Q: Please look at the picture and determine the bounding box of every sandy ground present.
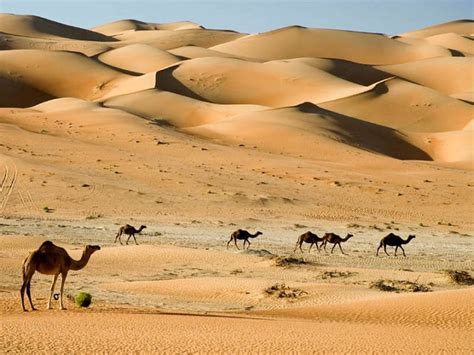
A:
[0,14,473,353]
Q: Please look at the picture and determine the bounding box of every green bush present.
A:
[75,292,92,307]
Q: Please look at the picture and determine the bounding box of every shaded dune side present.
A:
[91,19,203,36]
[320,78,473,132]
[0,76,54,108]
[102,89,267,127]
[211,26,451,64]
[0,14,116,41]
[153,57,371,106]
[0,49,130,103]
[168,46,260,61]
[97,44,181,74]
[186,103,432,161]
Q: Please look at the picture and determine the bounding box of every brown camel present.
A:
[20,241,100,311]
[294,231,324,253]
[377,233,416,257]
[321,233,354,254]
[227,229,262,250]
[115,224,147,245]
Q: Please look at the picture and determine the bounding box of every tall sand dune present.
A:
[186,103,432,161]
[91,19,202,36]
[425,32,474,56]
[0,49,129,102]
[377,57,474,95]
[153,57,371,106]
[103,89,267,127]
[211,26,451,64]
[97,44,181,74]
[400,19,474,38]
[321,78,473,132]
[0,14,115,41]
[112,28,244,50]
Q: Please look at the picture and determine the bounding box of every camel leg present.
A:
[338,243,345,255]
[315,242,321,252]
[20,280,27,311]
[234,238,240,250]
[47,274,59,310]
[132,234,139,245]
[114,232,120,243]
[384,245,390,256]
[400,246,406,257]
[331,243,337,254]
[376,243,382,256]
[59,272,67,310]
[26,280,35,311]
[309,243,313,253]
[246,239,251,250]
[227,237,233,249]
[394,246,398,256]
[294,240,301,253]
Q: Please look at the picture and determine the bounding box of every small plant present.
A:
[444,270,474,286]
[43,206,52,213]
[75,292,92,307]
[320,271,357,279]
[273,256,310,267]
[264,283,307,299]
[370,279,431,293]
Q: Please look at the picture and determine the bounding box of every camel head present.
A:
[255,231,263,237]
[139,225,147,231]
[346,234,354,239]
[407,235,416,241]
[85,245,101,255]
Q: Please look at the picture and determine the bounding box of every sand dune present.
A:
[0,49,128,102]
[0,14,115,41]
[168,45,258,61]
[152,57,372,106]
[186,103,432,161]
[103,89,267,127]
[211,26,451,64]
[111,28,244,50]
[97,44,181,74]
[321,78,473,132]
[400,19,474,38]
[91,19,202,36]
[377,57,474,95]
[425,32,474,55]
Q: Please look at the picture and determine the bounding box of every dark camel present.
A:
[377,233,416,257]
[227,229,262,250]
[321,233,353,254]
[21,241,100,311]
[115,224,147,245]
[294,231,324,253]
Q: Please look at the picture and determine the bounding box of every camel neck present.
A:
[70,251,92,271]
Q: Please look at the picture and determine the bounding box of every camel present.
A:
[377,233,416,257]
[114,224,147,245]
[294,231,324,253]
[321,233,354,254]
[20,241,100,311]
[227,229,262,250]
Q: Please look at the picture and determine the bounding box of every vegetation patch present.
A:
[444,270,474,285]
[320,271,357,279]
[273,256,312,267]
[75,292,92,307]
[264,283,307,299]
[370,279,432,293]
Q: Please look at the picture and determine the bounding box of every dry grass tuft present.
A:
[264,283,307,299]
[370,279,432,293]
[444,270,474,285]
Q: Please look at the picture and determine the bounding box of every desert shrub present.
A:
[75,292,92,307]
[445,270,474,286]
[273,256,309,267]
[264,283,307,299]
[320,271,357,279]
[370,279,431,293]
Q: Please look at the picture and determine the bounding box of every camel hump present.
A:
[39,240,54,250]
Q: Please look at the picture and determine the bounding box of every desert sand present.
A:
[0,14,473,353]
